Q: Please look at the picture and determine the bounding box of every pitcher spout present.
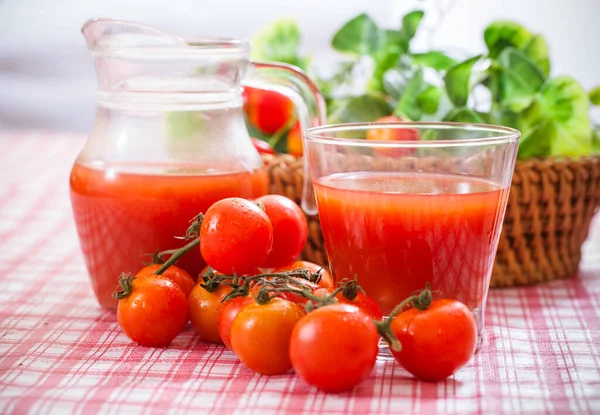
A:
[81,18,186,52]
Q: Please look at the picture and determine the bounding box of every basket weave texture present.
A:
[263,154,600,287]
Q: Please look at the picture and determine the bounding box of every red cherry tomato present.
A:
[314,287,383,321]
[254,195,308,269]
[200,198,273,275]
[188,283,233,344]
[390,299,477,381]
[287,122,303,156]
[116,275,187,347]
[218,295,254,349]
[136,264,195,298]
[366,115,419,157]
[251,137,275,155]
[274,261,334,289]
[243,87,295,135]
[231,298,305,375]
[290,304,378,392]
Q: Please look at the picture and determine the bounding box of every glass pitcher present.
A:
[70,19,325,310]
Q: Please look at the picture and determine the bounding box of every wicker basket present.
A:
[263,154,600,287]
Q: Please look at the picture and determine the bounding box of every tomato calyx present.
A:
[376,282,434,353]
[253,277,341,310]
[338,276,365,301]
[112,273,136,300]
[407,282,434,311]
[182,213,204,240]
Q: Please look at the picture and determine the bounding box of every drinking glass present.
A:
[302,122,519,354]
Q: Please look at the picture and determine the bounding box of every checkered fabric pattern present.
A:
[1,131,599,415]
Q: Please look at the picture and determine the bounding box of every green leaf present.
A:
[496,47,546,111]
[444,55,481,107]
[484,107,519,127]
[383,29,408,52]
[517,76,591,158]
[523,35,550,76]
[327,93,391,124]
[368,49,402,92]
[367,29,408,93]
[394,68,425,120]
[416,86,442,114]
[444,107,485,124]
[331,14,383,55]
[484,21,533,58]
[411,51,457,71]
[401,10,424,43]
[589,86,600,106]
[251,18,307,70]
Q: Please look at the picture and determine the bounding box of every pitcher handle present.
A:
[245,61,326,215]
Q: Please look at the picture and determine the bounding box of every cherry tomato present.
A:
[275,261,334,289]
[314,287,383,321]
[390,299,477,381]
[217,295,254,349]
[286,122,303,156]
[243,86,295,134]
[200,198,273,275]
[366,115,419,157]
[188,283,233,344]
[230,298,304,375]
[254,195,308,269]
[116,275,187,347]
[252,137,275,155]
[136,264,195,298]
[290,304,378,392]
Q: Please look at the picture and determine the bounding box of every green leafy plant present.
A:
[250,11,599,158]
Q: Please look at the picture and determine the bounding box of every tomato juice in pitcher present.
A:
[72,19,325,309]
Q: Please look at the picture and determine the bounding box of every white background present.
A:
[0,0,599,132]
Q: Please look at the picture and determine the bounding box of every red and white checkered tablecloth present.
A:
[0,131,599,415]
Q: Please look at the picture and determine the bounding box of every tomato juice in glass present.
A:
[314,172,508,317]
[70,163,269,310]
[302,123,519,349]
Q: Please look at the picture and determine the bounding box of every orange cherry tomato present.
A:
[116,275,187,347]
[188,283,233,344]
[287,122,303,156]
[136,264,195,298]
[230,298,304,375]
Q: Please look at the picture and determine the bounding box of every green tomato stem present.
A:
[375,282,433,353]
[153,237,200,275]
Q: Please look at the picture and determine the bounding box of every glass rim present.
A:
[304,121,520,148]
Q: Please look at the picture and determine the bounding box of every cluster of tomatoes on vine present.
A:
[113,194,478,392]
